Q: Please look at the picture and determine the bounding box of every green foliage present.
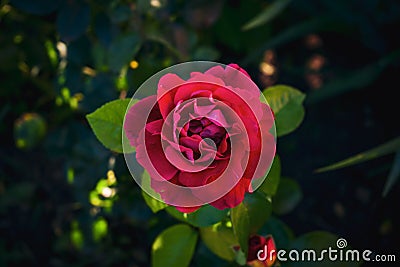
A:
[383,151,400,197]
[86,98,134,153]
[257,155,281,196]
[316,136,400,197]
[316,136,400,172]
[152,224,198,267]
[166,205,228,228]
[242,0,292,30]
[108,34,141,73]
[272,178,302,215]
[259,216,294,249]
[92,217,108,242]
[231,192,272,254]
[263,85,306,137]
[141,171,168,213]
[200,221,238,261]
[142,191,168,213]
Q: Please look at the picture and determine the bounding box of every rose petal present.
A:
[178,159,228,187]
[247,235,267,261]
[227,63,251,78]
[136,131,178,181]
[210,177,250,210]
[124,95,160,147]
[145,119,163,135]
[157,73,185,119]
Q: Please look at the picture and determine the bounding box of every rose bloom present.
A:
[124,63,275,212]
[247,235,277,267]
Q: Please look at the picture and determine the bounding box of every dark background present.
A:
[1,0,399,266]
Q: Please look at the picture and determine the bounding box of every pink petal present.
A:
[124,95,159,147]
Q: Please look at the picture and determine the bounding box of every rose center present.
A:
[180,117,227,160]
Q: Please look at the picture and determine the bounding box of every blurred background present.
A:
[1,0,399,266]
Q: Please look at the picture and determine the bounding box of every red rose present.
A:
[124,62,275,212]
[247,235,277,267]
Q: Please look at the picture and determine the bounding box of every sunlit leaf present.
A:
[70,221,84,249]
[257,155,281,196]
[231,192,272,254]
[315,136,400,173]
[272,178,302,215]
[200,221,238,261]
[92,217,108,242]
[166,205,228,227]
[142,192,168,213]
[263,85,306,136]
[242,0,292,31]
[142,171,168,213]
[86,98,135,153]
[152,224,198,267]
[44,40,58,67]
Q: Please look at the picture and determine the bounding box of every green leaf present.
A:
[257,155,281,196]
[315,136,400,173]
[141,171,168,213]
[235,249,247,266]
[200,221,238,261]
[231,192,272,254]
[272,178,302,215]
[14,113,46,150]
[263,85,306,137]
[109,34,141,72]
[86,98,135,153]
[166,205,228,227]
[383,151,400,197]
[286,231,361,267]
[242,0,292,31]
[152,224,198,267]
[143,191,168,213]
[56,1,90,42]
[259,216,294,249]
